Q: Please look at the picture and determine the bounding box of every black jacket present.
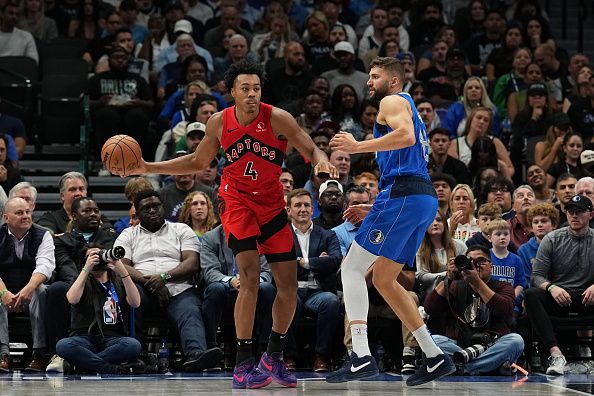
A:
[37,207,113,235]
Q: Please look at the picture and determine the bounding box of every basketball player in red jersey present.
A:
[116,60,338,389]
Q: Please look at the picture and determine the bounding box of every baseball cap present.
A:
[552,112,571,128]
[396,51,416,64]
[186,121,206,138]
[565,195,593,212]
[319,180,344,196]
[527,83,547,97]
[174,19,192,34]
[334,41,355,55]
[581,150,594,166]
[446,47,466,60]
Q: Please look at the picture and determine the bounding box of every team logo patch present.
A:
[369,229,384,244]
[256,122,266,132]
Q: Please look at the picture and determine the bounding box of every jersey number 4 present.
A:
[243,161,258,180]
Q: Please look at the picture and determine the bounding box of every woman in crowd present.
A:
[416,209,468,296]
[377,39,400,58]
[547,131,589,187]
[448,107,514,177]
[492,47,532,121]
[442,77,502,138]
[448,184,480,243]
[534,119,570,172]
[453,0,486,45]
[137,15,168,79]
[409,81,427,103]
[472,166,501,199]
[468,136,513,181]
[68,0,101,40]
[507,62,553,122]
[328,84,364,140]
[563,65,592,112]
[20,0,58,42]
[178,191,217,240]
[358,99,378,137]
[523,15,556,53]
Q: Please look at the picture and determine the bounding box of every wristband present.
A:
[547,284,556,293]
[120,274,131,279]
[82,267,91,274]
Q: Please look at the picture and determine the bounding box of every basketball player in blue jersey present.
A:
[326,57,456,386]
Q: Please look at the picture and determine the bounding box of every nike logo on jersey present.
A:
[227,127,239,133]
[350,361,371,372]
[426,359,444,373]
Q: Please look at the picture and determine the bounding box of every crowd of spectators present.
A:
[1,0,594,378]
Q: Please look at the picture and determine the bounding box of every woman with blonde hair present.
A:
[442,76,502,138]
[448,107,515,177]
[178,191,217,239]
[448,184,480,242]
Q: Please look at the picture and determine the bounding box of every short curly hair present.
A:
[224,59,265,94]
[527,203,560,227]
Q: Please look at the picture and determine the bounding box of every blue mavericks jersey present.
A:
[373,92,430,189]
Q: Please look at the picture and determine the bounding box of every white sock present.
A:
[412,325,442,358]
[341,242,377,358]
[351,324,371,357]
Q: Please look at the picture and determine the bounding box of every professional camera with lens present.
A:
[453,344,487,364]
[454,255,474,272]
[93,246,126,271]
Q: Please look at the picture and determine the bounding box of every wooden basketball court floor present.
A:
[1,371,593,395]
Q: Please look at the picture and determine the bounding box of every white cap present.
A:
[174,19,192,34]
[186,121,206,136]
[319,180,343,196]
[581,149,594,166]
[334,41,355,55]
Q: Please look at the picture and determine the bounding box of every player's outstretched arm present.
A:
[330,95,415,154]
[271,107,339,179]
[141,113,222,175]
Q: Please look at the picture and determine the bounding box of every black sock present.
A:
[32,348,46,358]
[266,331,286,359]
[236,339,254,365]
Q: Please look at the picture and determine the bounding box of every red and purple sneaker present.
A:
[257,352,297,388]
[233,360,272,389]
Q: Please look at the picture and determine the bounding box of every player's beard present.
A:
[369,80,390,106]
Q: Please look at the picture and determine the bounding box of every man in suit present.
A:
[200,224,276,361]
[285,189,342,372]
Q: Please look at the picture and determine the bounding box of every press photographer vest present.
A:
[0,224,46,291]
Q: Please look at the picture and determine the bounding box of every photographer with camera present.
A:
[46,197,118,372]
[423,245,524,375]
[56,244,145,374]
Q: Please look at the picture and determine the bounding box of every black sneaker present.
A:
[406,353,456,386]
[325,352,379,383]
[182,347,223,372]
[116,359,147,375]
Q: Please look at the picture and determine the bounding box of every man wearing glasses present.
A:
[423,245,525,375]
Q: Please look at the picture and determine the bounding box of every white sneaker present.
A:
[546,354,566,375]
[46,354,64,373]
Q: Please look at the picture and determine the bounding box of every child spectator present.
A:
[517,203,559,287]
[485,219,526,303]
[464,202,502,249]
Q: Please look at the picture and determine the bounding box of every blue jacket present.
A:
[292,224,342,294]
[442,101,502,139]
[517,236,539,288]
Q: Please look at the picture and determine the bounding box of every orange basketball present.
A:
[101,135,142,176]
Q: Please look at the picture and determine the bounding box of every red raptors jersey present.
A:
[220,103,287,193]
